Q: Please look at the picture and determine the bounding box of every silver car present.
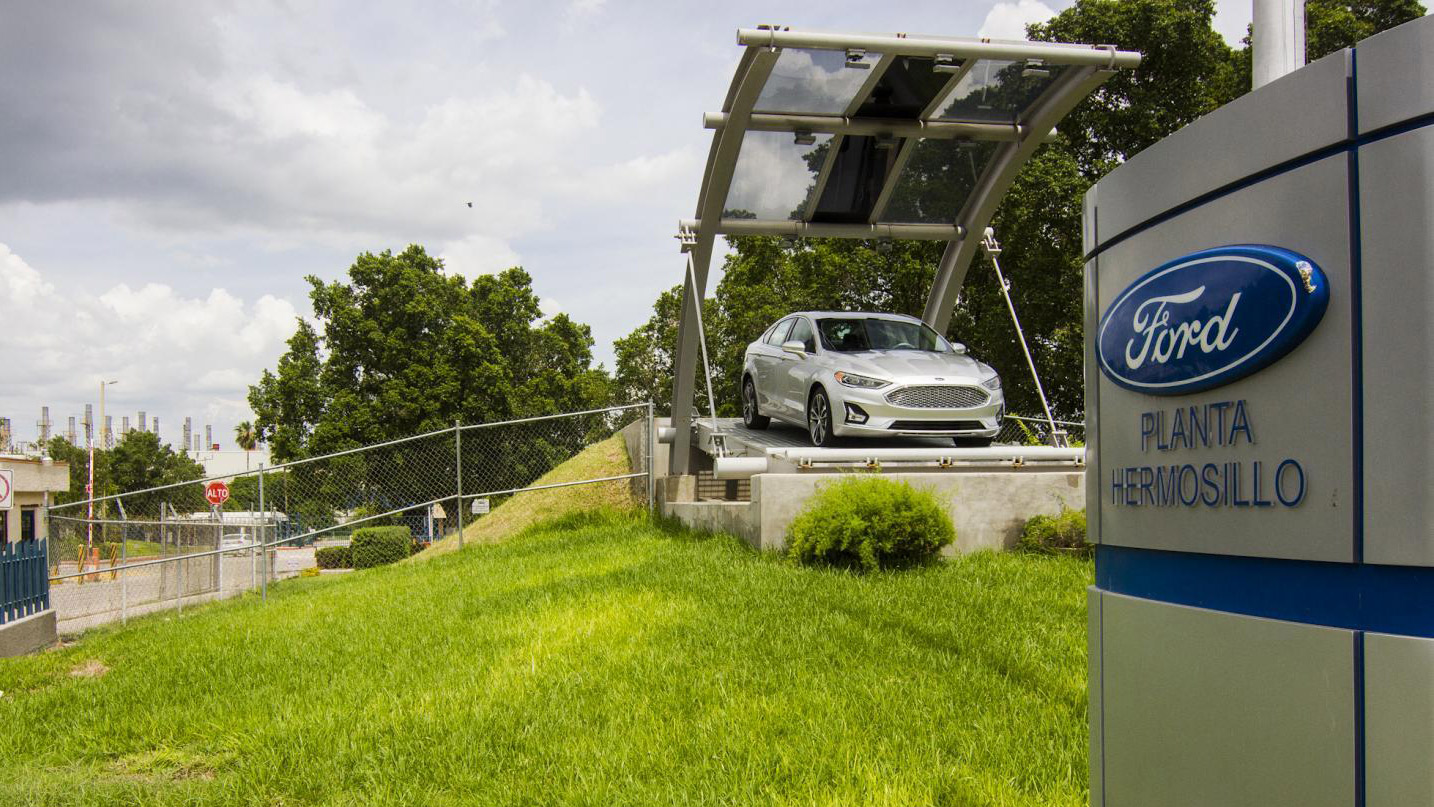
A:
[741,311,1004,447]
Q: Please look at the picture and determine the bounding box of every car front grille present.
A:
[884,385,989,409]
[889,420,986,431]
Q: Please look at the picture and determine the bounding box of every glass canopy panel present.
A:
[753,48,879,115]
[855,56,956,119]
[934,59,1065,123]
[723,130,834,220]
[883,138,999,224]
[810,135,906,224]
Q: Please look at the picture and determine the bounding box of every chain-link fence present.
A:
[996,415,1086,447]
[45,404,653,633]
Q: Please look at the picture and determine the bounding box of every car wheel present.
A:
[742,378,770,430]
[953,436,993,448]
[807,388,834,447]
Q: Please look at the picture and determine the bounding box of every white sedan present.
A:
[741,311,1004,447]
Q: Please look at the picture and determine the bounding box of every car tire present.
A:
[742,377,770,430]
[807,387,834,447]
[953,436,993,448]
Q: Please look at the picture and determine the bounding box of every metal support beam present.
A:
[703,112,1048,143]
[737,28,1142,69]
[1253,0,1306,89]
[669,47,780,476]
[923,66,1120,333]
[681,218,963,240]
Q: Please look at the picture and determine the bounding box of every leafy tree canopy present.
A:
[249,245,612,462]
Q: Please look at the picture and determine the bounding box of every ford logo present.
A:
[1097,245,1329,395]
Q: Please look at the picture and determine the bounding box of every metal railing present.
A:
[1,539,49,624]
[997,415,1085,447]
[44,404,654,633]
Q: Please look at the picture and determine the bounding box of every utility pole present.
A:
[1252,0,1306,90]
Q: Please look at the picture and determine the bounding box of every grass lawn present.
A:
[1,513,1093,806]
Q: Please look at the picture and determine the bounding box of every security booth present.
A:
[1086,15,1434,806]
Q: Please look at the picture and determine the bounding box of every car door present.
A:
[753,318,793,414]
[779,317,818,417]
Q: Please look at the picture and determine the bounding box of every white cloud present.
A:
[539,297,563,320]
[0,242,300,447]
[978,0,1058,40]
[438,234,523,277]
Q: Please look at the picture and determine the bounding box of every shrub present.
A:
[1016,507,1090,556]
[786,476,955,570]
[315,545,352,569]
[350,526,412,569]
[300,566,321,578]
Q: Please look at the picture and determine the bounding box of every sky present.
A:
[0,0,1255,450]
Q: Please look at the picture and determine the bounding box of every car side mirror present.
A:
[781,340,808,358]
[951,342,967,355]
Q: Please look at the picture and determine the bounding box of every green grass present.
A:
[0,514,1093,806]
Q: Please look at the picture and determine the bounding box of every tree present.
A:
[234,421,258,471]
[248,246,613,462]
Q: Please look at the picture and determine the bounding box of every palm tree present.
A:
[235,421,258,471]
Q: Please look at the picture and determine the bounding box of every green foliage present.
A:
[350,526,412,569]
[314,545,351,569]
[45,431,207,512]
[1017,508,1091,556]
[786,476,955,570]
[249,247,613,462]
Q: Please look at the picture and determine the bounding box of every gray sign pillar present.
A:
[1085,16,1434,807]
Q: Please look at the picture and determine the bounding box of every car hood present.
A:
[833,350,991,381]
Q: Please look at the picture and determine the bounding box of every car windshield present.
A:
[817,317,950,353]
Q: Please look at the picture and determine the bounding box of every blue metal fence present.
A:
[1,539,49,624]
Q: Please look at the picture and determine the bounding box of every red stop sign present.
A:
[205,481,231,507]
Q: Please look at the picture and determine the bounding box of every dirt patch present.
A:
[109,749,225,782]
[69,659,109,678]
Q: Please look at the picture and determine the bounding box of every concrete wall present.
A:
[662,469,1084,554]
[0,609,57,657]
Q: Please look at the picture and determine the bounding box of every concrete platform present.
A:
[0,609,58,657]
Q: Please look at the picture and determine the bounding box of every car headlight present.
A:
[834,370,889,389]
[981,374,1002,391]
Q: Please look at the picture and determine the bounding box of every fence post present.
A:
[455,422,464,551]
[259,463,267,603]
[120,525,128,625]
[647,402,656,517]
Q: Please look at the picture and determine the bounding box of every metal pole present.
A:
[981,229,1060,440]
[646,403,655,517]
[1253,0,1306,90]
[259,463,267,602]
[454,422,464,551]
[120,522,127,625]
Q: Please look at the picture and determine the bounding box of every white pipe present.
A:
[682,218,963,241]
[736,28,1142,69]
[657,426,677,444]
[704,112,1033,142]
[769,446,1085,463]
[714,457,770,479]
[1253,0,1305,89]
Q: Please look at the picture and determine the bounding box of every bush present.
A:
[1016,508,1090,556]
[315,545,351,569]
[350,526,412,569]
[786,476,955,570]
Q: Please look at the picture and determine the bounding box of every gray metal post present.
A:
[259,463,267,602]
[646,403,655,516]
[120,522,127,624]
[455,422,464,550]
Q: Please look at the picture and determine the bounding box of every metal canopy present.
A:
[669,26,1141,474]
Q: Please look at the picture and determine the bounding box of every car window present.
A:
[763,318,794,346]
[818,317,950,353]
[788,318,817,353]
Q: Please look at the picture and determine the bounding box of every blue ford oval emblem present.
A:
[1097,245,1329,395]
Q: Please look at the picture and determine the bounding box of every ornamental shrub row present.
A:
[785,476,955,571]
[350,526,412,569]
[315,545,351,569]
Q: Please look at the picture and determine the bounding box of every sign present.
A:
[204,481,230,507]
[1097,245,1329,395]
[471,498,490,515]
[431,502,446,520]
[0,470,11,510]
